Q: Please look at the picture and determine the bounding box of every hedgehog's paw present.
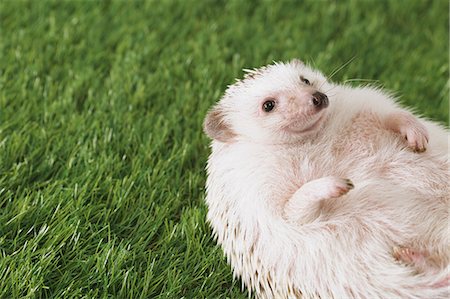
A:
[385,112,429,152]
[305,176,354,200]
[393,246,427,266]
[400,119,429,152]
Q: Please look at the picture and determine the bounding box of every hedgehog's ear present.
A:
[203,106,236,143]
[290,58,305,66]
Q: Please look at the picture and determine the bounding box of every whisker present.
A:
[308,56,317,69]
[343,78,380,84]
[320,55,358,89]
[328,55,357,80]
[323,85,338,94]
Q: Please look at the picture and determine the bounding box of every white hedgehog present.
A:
[203,60,449,299]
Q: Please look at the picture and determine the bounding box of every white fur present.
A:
[204,60,449,298]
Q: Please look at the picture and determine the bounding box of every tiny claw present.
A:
[393,246,402,260]
[415,147,426,153]
[346,179,354,189]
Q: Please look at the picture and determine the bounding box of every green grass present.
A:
[0,0,448,298]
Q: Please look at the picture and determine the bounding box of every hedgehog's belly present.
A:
[331,111,399,159]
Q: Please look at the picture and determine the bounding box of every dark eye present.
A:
[301,76,311,85]
[262,99,276,112]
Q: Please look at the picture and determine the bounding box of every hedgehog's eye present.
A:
[300,76,311,85]
[262,99,276,112]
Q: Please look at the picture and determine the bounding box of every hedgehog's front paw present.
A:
[284,177,355,224]
[305,176,354,200]
[325,177,354,198]
[399,120,429,153]
[385,112,429,152]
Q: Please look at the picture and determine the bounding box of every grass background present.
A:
[0,0,448,298]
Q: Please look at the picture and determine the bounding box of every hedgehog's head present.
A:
[204,59,332,145]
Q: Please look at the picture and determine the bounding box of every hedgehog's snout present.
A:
[311,91,329,110]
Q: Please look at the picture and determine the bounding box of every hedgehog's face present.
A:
[204,59,332,144]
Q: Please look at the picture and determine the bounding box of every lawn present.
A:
[0,0,448,298]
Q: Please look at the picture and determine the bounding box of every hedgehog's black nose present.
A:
[311,91,329,109]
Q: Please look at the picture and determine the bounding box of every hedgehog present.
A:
[203,59,449,298]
